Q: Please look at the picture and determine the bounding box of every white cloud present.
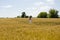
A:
[46,0,55,5]
[35,6,51,16]
[46,0,54,2]
[34,1,52,12]
[0,5,13,8]
[39,6,51,12]
[34,0,55,6]
[34,2,45,6]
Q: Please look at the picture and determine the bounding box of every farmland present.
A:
[0,18,60,40]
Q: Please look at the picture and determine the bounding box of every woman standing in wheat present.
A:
[29,16,32,23]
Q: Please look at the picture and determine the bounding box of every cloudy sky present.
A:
[0,0,60,17]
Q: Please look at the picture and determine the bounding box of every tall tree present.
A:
[21,12,26,18]
[49,9,59,18]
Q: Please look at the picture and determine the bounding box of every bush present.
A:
[17,16,20,18]
[37,12,47,18]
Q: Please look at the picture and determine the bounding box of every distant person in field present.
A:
[29,16,32,23]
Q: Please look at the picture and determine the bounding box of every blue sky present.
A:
[0,0,60,17]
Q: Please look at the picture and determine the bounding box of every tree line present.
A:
[17,12,32,18]
[17,9,59,18]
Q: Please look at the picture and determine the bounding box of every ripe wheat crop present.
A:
[0,18,60,40]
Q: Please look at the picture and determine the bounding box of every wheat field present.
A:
[0,18,60,40]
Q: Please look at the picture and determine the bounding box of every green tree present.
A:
[21,12,26,18]
[49,9,59,18]
[37,12,47,18]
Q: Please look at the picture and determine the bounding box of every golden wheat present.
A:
[0,18,60,40]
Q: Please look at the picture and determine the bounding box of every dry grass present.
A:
[0,18,60,40]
